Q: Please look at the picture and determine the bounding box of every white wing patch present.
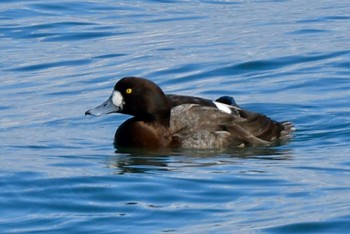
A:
[213,101,232,114]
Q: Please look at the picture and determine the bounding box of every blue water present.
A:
[1,0,350,233]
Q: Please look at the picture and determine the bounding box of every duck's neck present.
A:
[155,110,171,127]
[137,108,171,128]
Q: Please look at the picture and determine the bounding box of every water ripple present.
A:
[1,0,350,233]
[9,58,92,72]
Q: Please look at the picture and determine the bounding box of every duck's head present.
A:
[85,77,171,123]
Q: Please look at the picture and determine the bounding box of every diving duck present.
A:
[85,77,294,149]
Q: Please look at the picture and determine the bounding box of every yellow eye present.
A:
[126,88,132,94]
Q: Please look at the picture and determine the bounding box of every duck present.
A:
[85,77,294,149]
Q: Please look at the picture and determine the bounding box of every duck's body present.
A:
[85,77,294,149]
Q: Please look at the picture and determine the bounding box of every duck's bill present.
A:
[85,95,120,116]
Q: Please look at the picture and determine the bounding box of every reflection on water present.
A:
[110,147,293,174]
[109,153,170,174]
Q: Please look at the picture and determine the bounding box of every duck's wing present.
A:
[170,104,236,133]
[170,104,274,148]
[235,108,294,141]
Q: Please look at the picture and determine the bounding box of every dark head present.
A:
[85,77,171,125]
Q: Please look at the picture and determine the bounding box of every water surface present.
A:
[1,0,350,233]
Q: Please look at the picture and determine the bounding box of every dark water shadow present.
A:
[265,213,350,233]
[108,146,293,174]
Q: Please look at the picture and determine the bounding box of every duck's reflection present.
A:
[107,147,293,174]
[108,148,170,174]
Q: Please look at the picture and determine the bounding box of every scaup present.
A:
[85,77,294,149]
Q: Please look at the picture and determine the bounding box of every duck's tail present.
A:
[280,121,295,139]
